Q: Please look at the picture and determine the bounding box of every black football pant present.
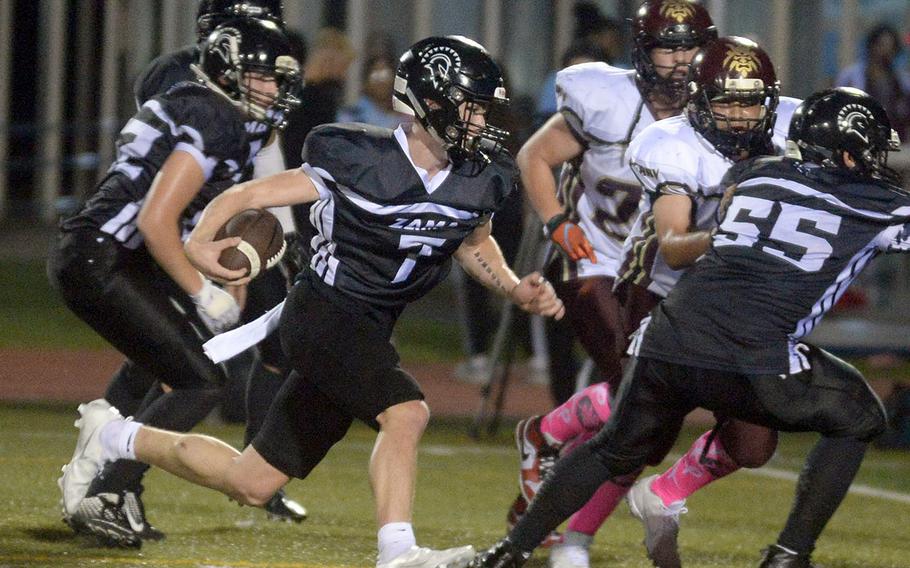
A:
[49,229,226,494]
[509,343,886,553]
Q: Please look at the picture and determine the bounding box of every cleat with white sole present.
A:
[377,545,476,568]
[58,399,125,517]
[627,474,687,568]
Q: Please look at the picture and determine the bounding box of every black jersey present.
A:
[637,157,910,375]
[133,46,198,108]
[62,83,269,248]
[300,123,516,309]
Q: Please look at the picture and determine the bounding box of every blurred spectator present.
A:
[337,54,409,129]
[282,28,355,169]
[835,24,910,140]
[573,0,624,63]
[534,2,621,125]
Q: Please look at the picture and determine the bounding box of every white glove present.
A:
[191,278,241,334]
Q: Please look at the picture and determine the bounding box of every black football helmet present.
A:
[193,18,301,128]
[787,87,902,184]
[196,0,285,40]
[393,35,510,167]
[631,0,717,104]
[687,36,780,159]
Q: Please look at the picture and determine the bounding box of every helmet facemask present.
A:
[689,81,779,159]
[193,24,301,129]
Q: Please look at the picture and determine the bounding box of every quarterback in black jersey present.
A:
[59,36,564,568]
[49,19,299,547]
[469,89,900,568]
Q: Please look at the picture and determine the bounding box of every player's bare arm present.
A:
[652,193,713,269]
[516,114,585,222]
[186,168,320,283]
[454,222,565,320]
[517,114,596,263]
[137,150,208,295]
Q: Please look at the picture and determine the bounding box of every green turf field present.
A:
[1,404,909,568]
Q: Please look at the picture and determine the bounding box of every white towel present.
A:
[203,300,286,363]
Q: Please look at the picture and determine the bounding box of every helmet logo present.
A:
[419,45,462,87]
[660,0,695,23]
[723,45,761,75]
[837,104,873,144]
[211,27,241,67]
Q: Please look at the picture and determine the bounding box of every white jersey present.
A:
[554,62,657,280]
[618,96,802,298]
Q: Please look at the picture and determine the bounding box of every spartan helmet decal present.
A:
[419,45,462,88]
[723,45,762,74]
[660,0,696,22]
[838,104,873,144]
[210,26,241,67]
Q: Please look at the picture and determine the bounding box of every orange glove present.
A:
[545,215,597,263]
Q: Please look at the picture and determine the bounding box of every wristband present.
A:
[542,212,571,238]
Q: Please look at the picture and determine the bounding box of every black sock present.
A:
[89,387,223,495]
[777,436,868,554]
[244,361,288,447]
[104,362,160,417]
[510,444,612,553]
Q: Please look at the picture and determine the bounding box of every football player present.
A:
[470,86,899,568]
[513,1,716,565]
[513,35,802,568]
[49,19,300,547]
[58,36,564,568]
[125,0,310,528]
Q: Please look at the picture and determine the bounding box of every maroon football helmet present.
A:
[686,36,780,159]
[631,0,717,104]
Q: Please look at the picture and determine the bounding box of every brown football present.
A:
[214,209,286,279]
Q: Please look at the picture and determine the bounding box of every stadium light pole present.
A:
[553,0,573,69]
[482,0,503,58]
[97,1,124,177]
[344,0,367,106]
[770,0,792,96]
[0,0,12,221]
[37,0,68,223]
[838,0,859,72]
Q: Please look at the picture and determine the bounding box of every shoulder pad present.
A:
[556,63,640,144]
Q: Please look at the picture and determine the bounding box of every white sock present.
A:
[377,522,415,564]
[99,419,142,462]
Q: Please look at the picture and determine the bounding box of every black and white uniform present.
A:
[49,82,266,391]
[610,157,897,474]
[254,123,515,478]
[504,158,896,553]
[133,46,198,109]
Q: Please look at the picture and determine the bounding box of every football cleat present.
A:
[122,489,165,541]
[758,544,818,568]
[505,493,562,548]
[67,492,141,548]
[468,538,531,568]
[548,542,590,568]
[264,489,308,523]
[548,532,592,568]
[515,416,559,503]
[377,545,476,568]
[58,399,124,517]
[627,474,687,568]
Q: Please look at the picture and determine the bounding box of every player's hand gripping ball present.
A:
[215,209,286,279]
